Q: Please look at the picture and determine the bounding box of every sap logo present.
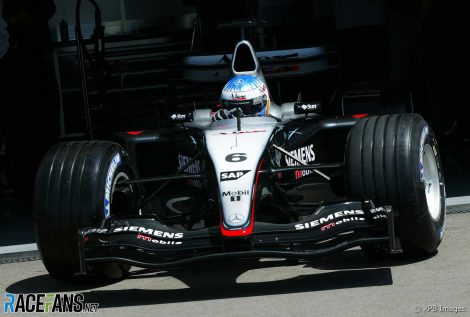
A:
[220,170,250,182]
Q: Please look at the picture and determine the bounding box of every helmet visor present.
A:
[221,95,266,116]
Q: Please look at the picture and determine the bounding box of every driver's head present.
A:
[220,75,270,117]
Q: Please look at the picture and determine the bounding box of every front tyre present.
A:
[33,141,141,280]
[346,114,446,256]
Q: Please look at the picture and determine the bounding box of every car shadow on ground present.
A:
[5,249,436,307]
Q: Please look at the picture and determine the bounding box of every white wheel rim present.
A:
[422,144,441,220]
[110,172,131,211]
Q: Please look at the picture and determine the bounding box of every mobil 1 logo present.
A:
[222,190,249,202]
[220,170,250,182]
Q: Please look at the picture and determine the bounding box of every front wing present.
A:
[78,200,400,273]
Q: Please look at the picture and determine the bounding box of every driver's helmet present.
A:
[220,75,270,117]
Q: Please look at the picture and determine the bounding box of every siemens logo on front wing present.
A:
[295,209,364,230]
[113,226,184,239]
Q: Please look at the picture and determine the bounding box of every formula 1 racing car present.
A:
[33,41,446,281]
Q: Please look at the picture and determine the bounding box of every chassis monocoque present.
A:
[33,41,446,280]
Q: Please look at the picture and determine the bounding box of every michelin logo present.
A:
[104,153,121,218]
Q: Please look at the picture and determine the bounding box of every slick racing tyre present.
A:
[33,141,141,281]
[346,114,446,256]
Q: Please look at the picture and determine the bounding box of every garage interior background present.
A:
[0,0,469,246]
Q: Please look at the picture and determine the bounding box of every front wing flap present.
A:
[78,200,399,273]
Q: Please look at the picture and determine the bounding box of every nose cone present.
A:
[205,117,277,236]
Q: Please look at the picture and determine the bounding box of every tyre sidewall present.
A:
[97,148,139,220]
[403,119,445,252]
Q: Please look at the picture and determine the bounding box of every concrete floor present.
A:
[1,213,469,317]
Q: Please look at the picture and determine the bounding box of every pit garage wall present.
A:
[48,0,195,41]
[47,0,470,197]
[48,0,319,42]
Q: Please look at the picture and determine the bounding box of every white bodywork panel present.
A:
[205,117,278,229]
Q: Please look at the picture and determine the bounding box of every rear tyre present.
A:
[33,141,141,281]
[345,114,446,256]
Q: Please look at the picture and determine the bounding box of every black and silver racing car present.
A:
[33,40,446,281]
